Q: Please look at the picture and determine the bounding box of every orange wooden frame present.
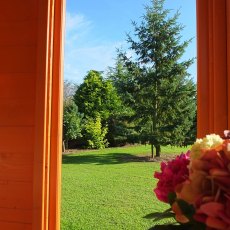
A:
[34,0,65,229]
[0,0,65,229]
[197,0,230,137]
[0,0,229,229]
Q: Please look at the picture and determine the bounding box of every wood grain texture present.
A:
[197,0,228,137]
[48,0,65,229]
[0,0,64,228]
[0,0,37,227]
[0,221,32,230]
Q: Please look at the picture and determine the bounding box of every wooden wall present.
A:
[197,0,230,137]
[0,0,65,229]
[0,0,37,229]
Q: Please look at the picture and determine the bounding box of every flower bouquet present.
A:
[146,133,230,230]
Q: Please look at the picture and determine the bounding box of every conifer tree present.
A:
[63,100,82,150]
[117,0,196,157]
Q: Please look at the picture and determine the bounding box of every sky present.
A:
[64,0,197,84]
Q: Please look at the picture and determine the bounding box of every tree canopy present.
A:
[111,0,196,157]
[74,70,122,148]
[74,70,121,121]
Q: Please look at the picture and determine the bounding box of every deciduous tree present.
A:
[74,70,122,148]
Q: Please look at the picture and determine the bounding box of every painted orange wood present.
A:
[0,0,37,228]
[0,222,32,230]
[227,1,230,129]
[0,0,65,229]
[48,0,65,229]
[197,0,228,137]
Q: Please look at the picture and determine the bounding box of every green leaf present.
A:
[176,199,195,220]
[168,192,177,205]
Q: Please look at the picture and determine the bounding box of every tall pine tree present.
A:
[116,0,196,157]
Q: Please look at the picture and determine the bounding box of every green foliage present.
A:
[107,58,140,146]
[74,70,121,121]
[63,100,82,149]
[176,199,195,221]
[107,57,136,106]
[84,115,108,149]
[115,0,196,156]
[73,70,123,148]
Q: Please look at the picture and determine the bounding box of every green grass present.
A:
[61,145,189,230]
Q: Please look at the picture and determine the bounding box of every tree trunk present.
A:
[64,139,69,151]
[155,145,161,157]
[62,141,66,153]
[151,143,154,158]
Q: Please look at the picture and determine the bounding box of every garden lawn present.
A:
[61,145,188,230]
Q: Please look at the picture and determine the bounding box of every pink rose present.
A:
[154,152,190,203]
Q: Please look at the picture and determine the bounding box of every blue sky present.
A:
[64,0,196,84]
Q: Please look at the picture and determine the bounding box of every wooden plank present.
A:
[197,0,210,137]
[0,221,31,230]
[227,1,230,129]
[0,127,34,153]
[0,21,37,46]
[0,181,32,209]
[49,0,65,229]
[0,152,33,181]
[0,99,35,126]
[33,0,51,228]
[197,0,228,137]
[0,0,38,227]
[0,75,35,99]
[0,0,37,22]
[0,208,32,223]
[212,0,228,133]
[0,46,37,74]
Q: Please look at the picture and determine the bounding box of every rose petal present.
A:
[218,211,230,225]
[198,202,224,217]
[206,216,227,229]
[210,168,229,177]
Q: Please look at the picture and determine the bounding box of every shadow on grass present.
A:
[62,152,151,165]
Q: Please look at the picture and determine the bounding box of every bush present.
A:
[84,115,108,149]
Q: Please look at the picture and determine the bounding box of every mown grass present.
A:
[61,145,189,230]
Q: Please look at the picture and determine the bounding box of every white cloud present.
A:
[64,42,125,83]
[64,12,126,84]
[65,12,91,33]
[65,12,92,46]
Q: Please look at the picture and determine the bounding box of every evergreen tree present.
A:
[63,100,82,150]
[106,57,140,146]
[117,0,196,157]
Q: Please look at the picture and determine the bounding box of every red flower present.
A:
[154,152,190,203]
